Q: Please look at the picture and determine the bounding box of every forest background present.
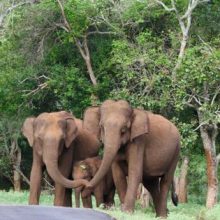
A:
[0,0,219,213]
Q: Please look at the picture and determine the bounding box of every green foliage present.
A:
[188,155,207,204]
[175,45,220,123]
[47,64,92,117]
[108,32,173,112]
[172,118,198,150]
[64,0,97,38]
[0,157,12,180]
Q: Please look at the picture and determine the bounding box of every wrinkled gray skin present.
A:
[22,111,100,206]
[82,100,180,218]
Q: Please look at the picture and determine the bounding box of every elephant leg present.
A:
[94,185,104,208]
[111,159,127,204]
[54,148,73,207]
[157,155,179,217]
[54,183,66,206]
[74,187,82,208]
[65,188,72,207]
[104,188,115,208]
[81,193,93,208]
[143,178,160,214]
[29,152,43,205]
[122,140,145,212]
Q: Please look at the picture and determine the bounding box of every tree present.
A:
[175,157,189,203]
[0,0,37,28]
[175,45,220,208]
[155,0,210,77]
[0,117,27,191]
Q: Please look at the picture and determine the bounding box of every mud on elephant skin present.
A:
[73,156,115,208]
[22,111,100,206]
[82,100,180,218]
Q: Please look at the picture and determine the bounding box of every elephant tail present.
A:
[171,180,178,206]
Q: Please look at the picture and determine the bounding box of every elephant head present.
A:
[83,100,149,189]
[22,111,88,189]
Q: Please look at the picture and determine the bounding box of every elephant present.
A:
[73,156,115,208]
[22,111,100,206]
[82,100,180,217]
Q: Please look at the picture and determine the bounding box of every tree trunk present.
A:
[75,37,99,106]
[85,56,97,86]
[198,111,218,208]
[12,144,21,192]
[13,169,21,191]
[217,154,220,171]
[178,157,189,203]
[75,37,97,86]
[173,34,188,75]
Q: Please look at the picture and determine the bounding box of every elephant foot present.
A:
[28,199,39,205]
[29,202,39,205]
[156,211,168,219]
[103,203,114,210]
[121,204,134,214]
[54,201,64,206]
[156,215,167,219]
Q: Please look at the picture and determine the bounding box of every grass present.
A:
[0,190,219,220]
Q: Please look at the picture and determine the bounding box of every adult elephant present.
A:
[22,111,100,206]
[82,100,180,217]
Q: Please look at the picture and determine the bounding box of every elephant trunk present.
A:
[45,157,88,189]
[89,136,120,188]
[75,187,82,207]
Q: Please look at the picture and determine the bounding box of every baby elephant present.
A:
[73,156,115,208]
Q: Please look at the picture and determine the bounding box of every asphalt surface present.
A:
[0,205,116,220]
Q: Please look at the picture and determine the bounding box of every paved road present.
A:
[0,205,116,220]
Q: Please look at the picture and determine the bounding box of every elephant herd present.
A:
[22,99,180,218]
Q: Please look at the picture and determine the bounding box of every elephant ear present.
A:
[130,109,149,141]
[65,118,78,148]
[22,117,36,147]
[58,111,78,148]
[83,107,100,139]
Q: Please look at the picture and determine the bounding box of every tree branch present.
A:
[22,82,48,96]
[154,0,175,11]
[211,87,220,106]
[155,0,210,79]
[13,165,30,186]
[181,0,209,20]
[87,30,116,36]
[56,0,71,31]
[0,0,36,27]
[217,154,220,169]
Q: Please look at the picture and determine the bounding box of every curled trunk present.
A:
[46,160,88,189]
[89,139,120,188]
